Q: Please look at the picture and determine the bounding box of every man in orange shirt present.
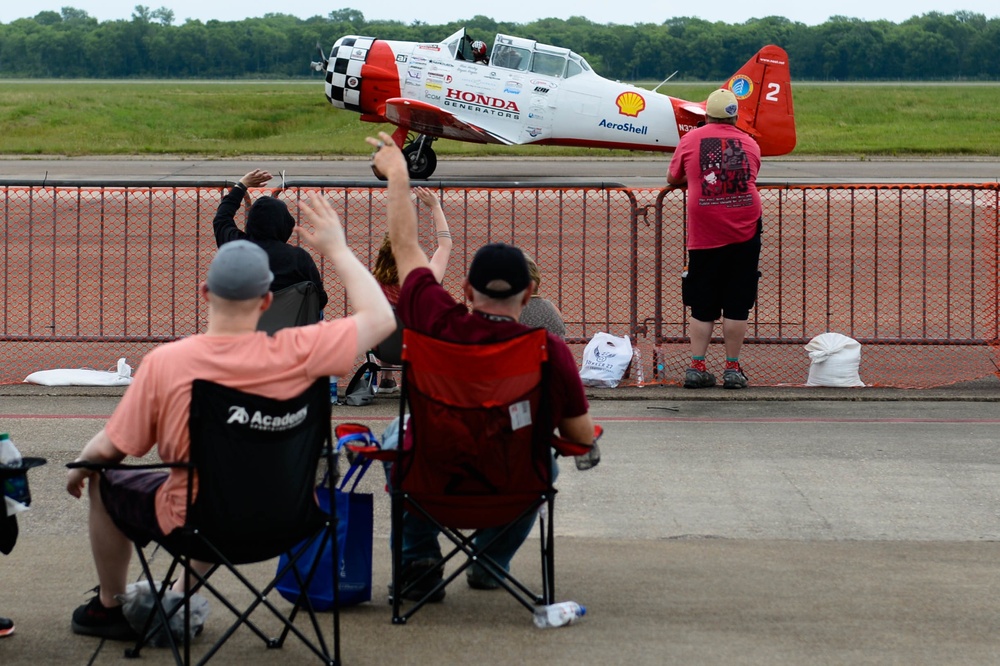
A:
[66,196,395,640]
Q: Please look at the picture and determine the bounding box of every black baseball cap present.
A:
[467,243,531,299]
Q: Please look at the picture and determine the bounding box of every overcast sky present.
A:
[1,1,996,26]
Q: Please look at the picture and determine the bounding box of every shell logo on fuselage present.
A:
[615,91,646,118]
[728,75,753,100]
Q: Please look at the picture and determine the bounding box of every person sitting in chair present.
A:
[371,186,453,392]
[519,254,566,338]
[66,199,395,640]
[369,131,595,597]
[213,169,328,312]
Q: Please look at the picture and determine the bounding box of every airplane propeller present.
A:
[310,41,328,73]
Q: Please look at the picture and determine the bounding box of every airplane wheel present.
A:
[403,143,437,180]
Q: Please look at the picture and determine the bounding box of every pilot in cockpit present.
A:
[471,40,489,65]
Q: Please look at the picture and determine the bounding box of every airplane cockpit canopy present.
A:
[441,30,593,78]
[442,28,470,60]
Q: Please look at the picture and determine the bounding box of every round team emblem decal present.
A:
[347,76,359,88]
[728,75,753,99]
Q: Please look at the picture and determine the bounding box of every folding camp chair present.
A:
[257,281,321,335]
[1,456,47,556]
[365,309,404,381]
[357,327,595,624]
[68,377,340,665]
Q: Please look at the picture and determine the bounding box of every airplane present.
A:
[312,28,795,179]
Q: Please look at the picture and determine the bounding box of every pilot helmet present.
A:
[471,41,487,60]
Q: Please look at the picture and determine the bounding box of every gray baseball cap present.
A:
[206,240,274,300]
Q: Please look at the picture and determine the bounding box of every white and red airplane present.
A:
[313,28,796,179]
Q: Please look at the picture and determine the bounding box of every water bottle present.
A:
[0,432,30,506]
[533,601,586,628]
[633,346,645,386]
[574,441,601,471]
[330,376,340,405]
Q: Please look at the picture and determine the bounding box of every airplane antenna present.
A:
[651,71,679,94]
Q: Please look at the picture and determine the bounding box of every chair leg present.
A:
[541,494,556,605]
[390,493,405,624]
[392,496,550,622]
[126,546,187,665]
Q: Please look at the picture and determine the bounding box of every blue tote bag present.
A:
[275,440,374,609]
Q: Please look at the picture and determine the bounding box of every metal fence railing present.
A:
[1,181,997,387]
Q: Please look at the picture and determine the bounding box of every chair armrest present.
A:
[345,444,396,463]
[552,424,603,457]
[66,460,189,472]
[0,456,46,478]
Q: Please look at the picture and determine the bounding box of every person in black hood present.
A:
[212,169,329,312]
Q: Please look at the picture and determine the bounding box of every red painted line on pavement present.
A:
[3,414,999,425]
[0,414,113,419]
[594,415,1000,423]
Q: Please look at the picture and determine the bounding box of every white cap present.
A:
[706,89,739,119]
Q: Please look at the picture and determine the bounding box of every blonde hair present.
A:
[523,254,542,291]
[372,234,399,286]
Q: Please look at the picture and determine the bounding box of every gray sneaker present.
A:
[683,368,716,388]
[722,366,749,389]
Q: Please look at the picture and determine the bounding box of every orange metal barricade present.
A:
[1,182,997,388]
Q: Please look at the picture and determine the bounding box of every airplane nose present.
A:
[323,36,400,117]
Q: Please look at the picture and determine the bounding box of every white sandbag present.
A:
[579,332,632,388]
[804,333,865,387]
[24,358,133,387]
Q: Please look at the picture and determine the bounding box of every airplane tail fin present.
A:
[723,45,796,156]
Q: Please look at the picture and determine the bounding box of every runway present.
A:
[1,156,999,187]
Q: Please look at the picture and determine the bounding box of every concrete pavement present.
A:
[1,380,999,664]
[1,156,999,188]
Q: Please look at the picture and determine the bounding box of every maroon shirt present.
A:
[398,267,589,424]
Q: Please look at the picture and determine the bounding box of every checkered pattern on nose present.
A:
[324,35,374,111]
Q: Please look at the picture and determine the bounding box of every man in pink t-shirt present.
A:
[667,88,762,390]
[65,198,396,641]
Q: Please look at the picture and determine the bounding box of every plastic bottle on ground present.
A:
[330,376,340,405]
[633,346,645,386]
[533,601,586,628]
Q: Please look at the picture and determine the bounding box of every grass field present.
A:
[2,81,999,157]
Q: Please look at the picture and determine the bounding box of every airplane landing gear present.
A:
[403,134,437,180]
[369,132,438,181]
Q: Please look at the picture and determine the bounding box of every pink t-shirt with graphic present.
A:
[668,123,762,250]
[105,319,357,534]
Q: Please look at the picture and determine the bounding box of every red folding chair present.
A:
[358,327,596,624]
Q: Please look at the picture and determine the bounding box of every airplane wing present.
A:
[679,103,706,118]
[382,98,515,145]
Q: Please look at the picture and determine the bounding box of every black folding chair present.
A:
[257,281,321,335]
[366,309,404,376]
[69,377,340,665]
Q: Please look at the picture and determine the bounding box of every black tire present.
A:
[371,164,387,181]
[403,142,437,180]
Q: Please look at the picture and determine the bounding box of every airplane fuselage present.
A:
[320,31,794,178]
[391,40,685,151]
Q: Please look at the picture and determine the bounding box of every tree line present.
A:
[1,7,998,80]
